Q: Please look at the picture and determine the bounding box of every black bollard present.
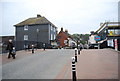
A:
[12,47,16,59]
[43,43,46,51]
[32,45,34,54]
[75,48,77,62]
[32,48,34,53]
[44,47,45,51]
[72,57,77,81]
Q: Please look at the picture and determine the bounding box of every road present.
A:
[2,49,74,79]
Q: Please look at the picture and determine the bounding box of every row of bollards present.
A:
[71,47,81,81]
[31,44,46,54]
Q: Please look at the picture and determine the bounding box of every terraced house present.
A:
[14,14,57,50]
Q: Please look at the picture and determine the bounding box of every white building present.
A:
[68,38,77,47]
[88,35,97,44]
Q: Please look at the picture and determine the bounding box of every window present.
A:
[24,25,28,30]
[54,27,56,32]
[57,36,61,39]
[114,29,120,35]
[54,34,56,40]
[24,35,28,40]
[108,29,114,36]
[118,29,120,35]
[108,29,120,35]
[51,26,53,31]
[114,29,118,35]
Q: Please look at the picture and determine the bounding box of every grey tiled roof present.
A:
[14,16,56,27]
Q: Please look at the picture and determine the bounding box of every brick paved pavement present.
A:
[76,49,118,79]
[56,49,119,79]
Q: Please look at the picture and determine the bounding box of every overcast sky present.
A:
[0,0,119,36]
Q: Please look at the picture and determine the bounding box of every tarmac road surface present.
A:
[2,49,74,79]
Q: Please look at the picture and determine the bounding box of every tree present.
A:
[71,34,89,45]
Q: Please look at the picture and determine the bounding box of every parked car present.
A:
[89,43,98,49]
[84,44,89,49]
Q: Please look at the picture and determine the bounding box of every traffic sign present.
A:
[94,36,100,41]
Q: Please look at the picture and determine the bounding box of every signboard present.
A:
[94,36,100,41]
[109,31,113,36]
[114,39,118,51]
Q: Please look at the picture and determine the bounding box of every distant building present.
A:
[95,22,120,50]
[56,28,76,48]
[88,35,97,44]
[88,31,99,49]
[14,14,57,50]
[95,22,120,40]
[0,36,15,43]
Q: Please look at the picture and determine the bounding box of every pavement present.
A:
[0,48,119,80]
[1,49,45,65]
[76,49,119,79]
[54,49,119,79]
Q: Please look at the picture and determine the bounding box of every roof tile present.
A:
[14,16,56,27]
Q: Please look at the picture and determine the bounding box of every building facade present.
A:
[88,35,97,44]
[95,22,120,50]
[14,15,57,50]
[96,22,120,40]
[56,28,76,48]
[56,28,68,48]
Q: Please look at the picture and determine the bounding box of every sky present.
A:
[0,0,119,36]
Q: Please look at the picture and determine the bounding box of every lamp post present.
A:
[76,34,81,49]
[67,38,70,47]
[37,29,39,49]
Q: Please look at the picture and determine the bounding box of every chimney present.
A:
[37,14,41,17]
[65,29,68,33]
[61,27,63,31]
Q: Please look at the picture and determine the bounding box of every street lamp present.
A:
[77,35,80,49]
[67,38,70,47]
[37,29,39,49]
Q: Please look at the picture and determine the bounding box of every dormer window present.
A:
[24,25,28,30]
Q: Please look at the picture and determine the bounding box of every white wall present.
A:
[88,35,97,44]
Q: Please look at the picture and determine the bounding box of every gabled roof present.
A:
[57,28,72,39]
[14,16,57,27]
